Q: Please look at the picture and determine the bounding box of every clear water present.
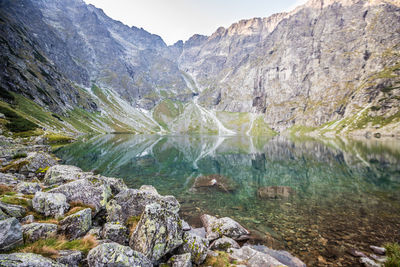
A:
[54,134,400,266]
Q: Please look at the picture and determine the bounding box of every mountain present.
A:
[0,0,399,136]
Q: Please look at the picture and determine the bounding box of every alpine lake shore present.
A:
[0,128,399,267]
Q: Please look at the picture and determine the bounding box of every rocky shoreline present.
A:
[0,133,393,266]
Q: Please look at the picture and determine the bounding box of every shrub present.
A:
[385,242,400,267]
[12,153,27,159]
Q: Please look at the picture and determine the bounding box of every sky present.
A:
[83,0,308,45]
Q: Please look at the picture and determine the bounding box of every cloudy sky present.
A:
[84,0,307,45]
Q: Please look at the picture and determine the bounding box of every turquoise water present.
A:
[55,134,400,266]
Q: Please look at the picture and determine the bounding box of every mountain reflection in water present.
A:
[55,134,400,266]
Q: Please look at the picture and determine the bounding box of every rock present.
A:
[101,223,128,245]
[189,227,206,238]
[43,165,88,186]
[178,231,209,265]
[0,201,26,219]
[58,208,92,239]
[57,250,83,266]
[200,214,250,241]
[0,252,64,266]
[87,242,152,267]
[49,179,111,214]
[21,215,35,224]
[190,174,237,192]
[106,187,179,224]
[370,254,387,263]
[15,182,41,194]
[88,227,102,238]
[250,244,306,267]
[360,256,380,267]
[22,223,57,242]
[6,152,57,174]
[0,173,19,186]
[32,192,69,219]
[130,203,183,263]
[168,253,192,267]
[98,175,128,195]
[210,236,240,251]
[0,217,23,251]
[229,246,287,267]
[347,248,367,257]
[0,209,9,220]
[370,245,386,255]
[182,220,191,231]
[257,186,295,199]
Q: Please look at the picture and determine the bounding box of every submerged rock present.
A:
[0,201,26,219]
[229,246,287,267]
[58,208,92,239]
[178,231,209,265]
[0,217,23,251]
[200,214,250,241]
[22,223,57,242]
[87,242,152,267]
[32,192,69,219]
[210,236,240,251]
[257,186,295,199]
[101,223,128,245]
[106,187,179,224]
[190,174,237,192]
[0,253,64,266]
[15,182,41,194]
[168,253,192,267]
[130,203,183,263]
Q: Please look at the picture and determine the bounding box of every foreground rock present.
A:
[210,236,240,251]
[0,201,26,219]
[0,253,64,266]
[49,179,111,214]
[32,192,69,219]
[58,208,92,239]
[250,244,306,267]
[101,223,128,245]
[57,250,83,266]
[178,231,209,265]
[106,187,179,223]
[0,218,23,251]
[43,165,88,186]
[15,182,41,194]
[87,242,152,267]
[4,152,57,174]
[200,214,250,241]
[168,253,192,267]
[229,246,287,267]
[130,203,183,263]
[22,223,57,242]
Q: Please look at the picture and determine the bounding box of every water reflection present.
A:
[55,135,400,266]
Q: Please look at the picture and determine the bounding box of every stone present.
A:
[7,152,57,174]
[168,253,192,267]
[360,256,380,267]
[15,182,41,194]
[101,223,128,245]
[250,244,306,267]
[106,187,179,224]
[200,214,250,241]
[0,201,26,219]
[189,227,206,238]
[88,227,102,238]
[0,209,9,220]
[347,248,367,257]
[87,242,152,267]
[20,215,35,224]
[58,208,92,239]
[57,250,83,266]
[178,231,209,265]
[22,223,57,242]
[182,220,191,231]
[229,246,287,267]
[190,174,238,192]
[0,173,19,186]
[0,252,64,266]
[98,175,128,195]
[49,179,111,214]
[130,203,183,263]
[210,236,240,251]
[32,192,69,219]
[43,165,88,186]
[0,217,23,251]
[257,186,295,199]
[370,245,386,255]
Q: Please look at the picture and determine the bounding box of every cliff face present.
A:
[180,0,400,133]
[0,0,399,135]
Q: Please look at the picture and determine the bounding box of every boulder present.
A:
[210,236,240,251]
[87,242,152,267]
[189,227,206,238]
[32,192,69,219]
[49,179,111,214]
[178,231,209,265]
[88,227,102,238]
[0,253,64,266]
[250,244,306,267]
[0,173,19,186]
[43,165,87,186]
[98,176,128,195]
[21,215,34,224]
[22,223,57,242]
[257,186,295,199]
[200,214,250,241]
[6,152,57,174]
[370,245,386,255]
[181,220,191,231]
[0,209,9,220]
[57,250,83,266]
[229,246,287,267]
[0,217,23,251]
[15,182,41,194]
[129,203,183,263]
[360,256,380,267]
[101,223,128,245]
[58,208,92,240]
[0,201,26,219]
[168,253,192,267]
[106,187,179,224]
[190,174,237,192]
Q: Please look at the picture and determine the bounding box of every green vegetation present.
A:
[385,243,400,267]
[201,251,232,267]
[0,87,15,102]
[0,195,29,207]
[12,153,27,159]
[126,215,141,234]
[153,99,184,129]
[44,133,74,144]
[0,105,38,133]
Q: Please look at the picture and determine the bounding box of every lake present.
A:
[54,134,400,266]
